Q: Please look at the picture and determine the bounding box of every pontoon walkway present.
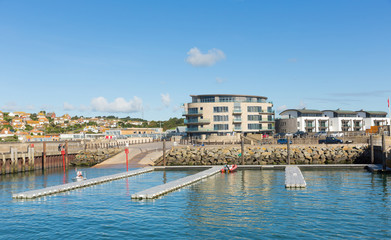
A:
[12,167,154,199]
[131,166,221,199]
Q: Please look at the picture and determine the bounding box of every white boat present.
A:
[72,170,87,181]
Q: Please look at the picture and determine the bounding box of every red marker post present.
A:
[125,148,129,171]
[61,149,66,173]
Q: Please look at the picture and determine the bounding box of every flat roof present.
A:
[356,110,387,115]
[190,94,267,99]
[323,109,357,114]
[280,109,322,115]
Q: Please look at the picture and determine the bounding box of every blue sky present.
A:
[1,0,390,120]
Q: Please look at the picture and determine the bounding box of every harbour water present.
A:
[1,168,390,239]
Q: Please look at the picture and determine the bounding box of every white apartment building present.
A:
[278,108,389,133]
[183,94,275,136]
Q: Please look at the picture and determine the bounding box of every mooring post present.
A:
[42,142,46,171]
[241,135,244,165]
[370,134,374,164]
[287,136,290,165]
[65,140,69,169]
[163,139,166,166]
[382,133,386,171]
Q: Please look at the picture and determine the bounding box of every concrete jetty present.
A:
[131,166,221,199]
[12,167,154,199]
[285,166,307,188]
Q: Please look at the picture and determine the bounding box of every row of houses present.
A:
[276,108,389,133]
[0,110,145,132]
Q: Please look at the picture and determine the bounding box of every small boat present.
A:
[221,164,238,173]
[72,170,87,181]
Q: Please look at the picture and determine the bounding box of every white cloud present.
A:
[63,102,75,110]
[90,96,143,113]
[186,47,226,67]
[161,93,171,107]
[216,77,224,84]
[1,102,18,111]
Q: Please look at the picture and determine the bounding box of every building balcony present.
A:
[186,127,214,133]
[184,119,211,125]
[232,109,242,114]
[260,119,275,123]
[182,110,203,116]
[233,118,242,123]
[259,110,275,115]
[234,127,242,131]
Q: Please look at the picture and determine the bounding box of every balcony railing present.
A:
[182,110,203,116]
[233,118,242,123]
[234,127,242,131]
[233,109,242,114]
[185,127,214,132]
[184,119,211,125]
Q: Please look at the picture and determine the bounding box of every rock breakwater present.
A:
[158,145,371,165]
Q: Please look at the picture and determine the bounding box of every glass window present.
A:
[247,106,262,112]
[213,115,229,122]
[248,115,261,121]
[213,106,228,113]
[248,124,262,130]
[214,124,229,131]
[219,96,233,102]
[200,96,215,102]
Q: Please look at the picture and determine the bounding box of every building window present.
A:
[219,96,233,102]
[247,106,262,112]
[248,115,262,121]
[188,108,198,114]
[248,123,262,130]
[213,115,229,122]
[200,96,215,102]
[214,124,229,131]
[213,106,228,113]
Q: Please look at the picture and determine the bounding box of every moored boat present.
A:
[221,164,238,173]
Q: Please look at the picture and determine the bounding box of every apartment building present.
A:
[276,108,389,133]
[183,94,275,137]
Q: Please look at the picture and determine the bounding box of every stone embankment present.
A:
[157,145,375,166]
[72,149,122,166]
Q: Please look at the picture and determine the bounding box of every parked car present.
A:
[277,138,292,144]
[293,131,308,138]
[318,137,343,144]
[274,133,286,138]
[314,131,327,138]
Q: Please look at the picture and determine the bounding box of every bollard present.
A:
[42,142,46,171]
[370,134,374,164]
[382,133,386,171]
[163,139,166,166]
[241,135,244,165]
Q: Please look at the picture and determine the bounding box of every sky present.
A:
[0,0,390,120]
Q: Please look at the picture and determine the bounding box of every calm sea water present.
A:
[1,167,390,239]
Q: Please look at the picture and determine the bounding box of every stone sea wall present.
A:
[158,145,375,166]
[72,149,122,166]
